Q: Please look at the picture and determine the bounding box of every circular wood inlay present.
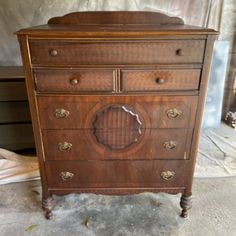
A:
[92,105,143,150]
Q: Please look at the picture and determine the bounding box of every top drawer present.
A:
[29,40,205,66]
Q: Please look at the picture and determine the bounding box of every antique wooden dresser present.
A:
[16,11,218,219]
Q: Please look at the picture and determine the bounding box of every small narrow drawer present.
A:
[121,69,201,92]
[34,69,115,93]
[45,160,189,188]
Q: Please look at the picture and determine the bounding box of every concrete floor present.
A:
[0,177,236,236]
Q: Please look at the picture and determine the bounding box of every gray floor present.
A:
[0,177,236,236]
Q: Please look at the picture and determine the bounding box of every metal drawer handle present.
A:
[161,171,175,180]
[163,140,178,150]
[54,109,70,118]
[155,78,165,84]
[166,108,182,118]
[70,78,79,85]
[49,49,58,56]
[60,171,74,181]
[176,48,183,56]
[58,142,72,151]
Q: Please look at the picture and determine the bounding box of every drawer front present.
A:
[0,81,28,101]
[45,160,189,188]
[29,40,205,65]
[37,95,197,129]
[121,69,201,91]
[34,69,115,93]
[0,101,31,123]
[0,124,34,151]
[42,129,192,161]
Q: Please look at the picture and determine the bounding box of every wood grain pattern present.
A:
[48,11,184,25]
[42,128,193,161]
[121,69,201,91]
[92,104,143,150]
[37,95,197,129]
[45,160,190,188]
[34,69,115,92]
[29,40,205,66]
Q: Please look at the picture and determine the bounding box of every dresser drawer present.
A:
[45,160,189,188]
[121,69,201,91]
[42,129,192,160]
[34,69,115,93]
[37,95,197,129]
[29,40,205,65]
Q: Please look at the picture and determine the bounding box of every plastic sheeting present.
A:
[195,124,236,178]
[0,148,39,185]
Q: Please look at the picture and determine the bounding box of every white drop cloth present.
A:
[0,148,39,185]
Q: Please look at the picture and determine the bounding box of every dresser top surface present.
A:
[16,11,218,37]
[16,24,218,37]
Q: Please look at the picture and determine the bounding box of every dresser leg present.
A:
[180,195,192,218]
[42,197,55,219]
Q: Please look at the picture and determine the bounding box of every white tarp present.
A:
[0,148,39,185]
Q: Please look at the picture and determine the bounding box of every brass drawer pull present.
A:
[161,171,175,180]
[49,49,58,56]
[60,171,74,181]
[163,140,178,150]
[166,108,182,118]
[176,48,183,56]
[58,142,72,151]
[70,78,79,85]
[155,78,165,84]
[54,109,70,118]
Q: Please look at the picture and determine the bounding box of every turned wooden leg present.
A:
[42,197,55,219]
[180,195,192,218]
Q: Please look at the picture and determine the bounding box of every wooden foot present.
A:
[180,195,192,218]
[42,197,55,219]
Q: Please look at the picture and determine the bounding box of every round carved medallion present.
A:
[92,105,143,150]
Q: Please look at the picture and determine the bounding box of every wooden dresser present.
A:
[16,11,218,219]
[0,67,34,151]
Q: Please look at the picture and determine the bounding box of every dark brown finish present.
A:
[0,124,34,150]
[48,11,184,25]
[34,69,115,93]
[0,66,24,79]
[29,39,205,66]
[16,11,218,219]
[45,160,189,188]
[121,69,201,91]
[42,128,192,160]
[180,195,192,218]
[92,104,143,150]
[37,95,198,129]
[0,66,34,151]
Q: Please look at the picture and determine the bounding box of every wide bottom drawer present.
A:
[46,160,190,188]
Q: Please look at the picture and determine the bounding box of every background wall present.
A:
[0,0,235,116]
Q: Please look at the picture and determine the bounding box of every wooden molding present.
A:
[48,11,184,25]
